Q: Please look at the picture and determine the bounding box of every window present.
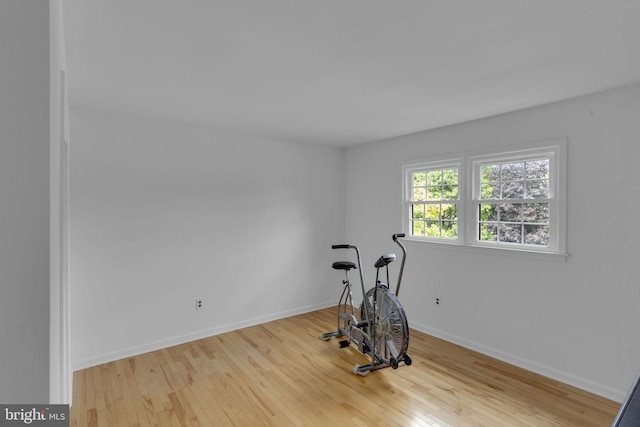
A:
[407,164,460,239]
[476,158,550,245]
[402,139,567,256]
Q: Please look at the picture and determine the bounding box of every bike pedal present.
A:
[338,340,350,348]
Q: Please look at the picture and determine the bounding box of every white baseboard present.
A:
[72,301,334,372]
[409,320,625,403]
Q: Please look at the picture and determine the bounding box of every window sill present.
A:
[402,236,569,262]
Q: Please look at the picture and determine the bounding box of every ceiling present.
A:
[63,0,640,146]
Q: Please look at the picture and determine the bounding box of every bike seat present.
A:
[374,253,396,268]
[332,261,357,271]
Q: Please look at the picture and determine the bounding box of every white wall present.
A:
[0,0,50,403]
[70,107,345,369]
[345,83,640,402]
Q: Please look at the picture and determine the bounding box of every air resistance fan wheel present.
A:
[360,285,409,367]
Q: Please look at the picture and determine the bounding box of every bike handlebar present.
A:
[334,234,405,249]
[331,243,367,319]
[331,244,351,249]
[331,234,407,300]
[393,233,407,297]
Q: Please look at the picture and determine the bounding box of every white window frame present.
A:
[401,138,568,258]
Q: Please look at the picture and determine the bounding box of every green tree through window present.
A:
[410,167,459,238]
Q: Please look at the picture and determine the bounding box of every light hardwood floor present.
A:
[71,307,619,426]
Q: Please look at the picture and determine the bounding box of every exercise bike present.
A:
[321,233,412,375]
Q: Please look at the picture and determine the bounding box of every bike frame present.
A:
[321,233,410,375]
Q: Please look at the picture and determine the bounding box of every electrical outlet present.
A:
[436,297,441,306]
[195,299,203,310]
